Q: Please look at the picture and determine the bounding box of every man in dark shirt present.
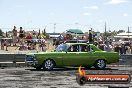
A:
[114,44,120,53]
[12,26,17,46]
[19,27,24,39]
[89,30,93,44]
[120,44,127,54]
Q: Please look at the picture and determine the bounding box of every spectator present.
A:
[26,32,32,45]
[28,42,36,50]
[94,41,98,47]
[39,39,47,51]
[109,39,113,45]
[33,30,35,35]
[32,42,37,50]
[114,44,120,53]
[19,40,27,50]
[98,41,104,50]
[126,46,131,54]
[27,43,31,50]
[12,26,17,46]
[1,39,4,50]
[0,39,8,51]
[130,43,132,54]
[120,44,127,54]
[4,39,8,51]
[89,30,93,44]
[55,39,60,47]
[19,27,25,39]
[53,38,56,46]
[32,32,37,43]
[104,41,112,52]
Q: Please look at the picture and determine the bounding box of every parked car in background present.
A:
[25,43,119,70]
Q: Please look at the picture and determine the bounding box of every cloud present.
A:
[83,5,99,10]
[83,12,91,16]
[123,13,128,16]
[107,0,129,4]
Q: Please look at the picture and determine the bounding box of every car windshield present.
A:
[55,44,70,52]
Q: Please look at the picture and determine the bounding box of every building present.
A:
[114,33,132,43]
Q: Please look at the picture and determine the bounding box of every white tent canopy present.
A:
[114,32,132,39]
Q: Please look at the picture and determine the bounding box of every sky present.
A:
[0,0,132,33]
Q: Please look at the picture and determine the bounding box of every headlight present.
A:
[25,54,38,66]
[25,55,36,62]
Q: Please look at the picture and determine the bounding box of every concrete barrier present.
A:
[0,54,26,67]
[119,54,132,66]
[0,53,132,67]
[0,54,26,62]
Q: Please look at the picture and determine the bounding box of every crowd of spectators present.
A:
[1,26,132,55]
[1,26,47,52]
[53,33,132,55]
[97,41,132,54]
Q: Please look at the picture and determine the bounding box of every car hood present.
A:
[27,51,66,55]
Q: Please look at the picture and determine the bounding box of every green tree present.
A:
[103,30,117,37]
[43,29,46,36]
[0,29,3,36]
[103,32,111,37]
[43,28,50,39]
[117,30,125,33]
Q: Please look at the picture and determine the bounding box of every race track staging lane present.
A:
[0,66,132,88]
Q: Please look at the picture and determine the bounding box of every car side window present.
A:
[79,45,94,52]
[80,45,88,52]
[68,44,94,52]
[88,45,94,52]
[68,45,78,52]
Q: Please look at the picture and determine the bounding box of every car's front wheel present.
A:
[85,65,92,69]
[94,59,106,69]
[35,65,42,70]
[43,59,55,71]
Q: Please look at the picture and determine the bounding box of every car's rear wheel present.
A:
[94,59,106,69]
[43,59,55,71]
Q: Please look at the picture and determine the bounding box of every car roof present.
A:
[65,43,102,51]
[66,43,89,45]
[65,40,88,43]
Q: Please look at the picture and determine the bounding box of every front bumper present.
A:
[25,55,38,66]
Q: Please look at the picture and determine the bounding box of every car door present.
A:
[62,44,79,66]
[62,44,94,66]
[78,44,96,66]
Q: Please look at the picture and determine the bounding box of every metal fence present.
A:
[0,54,26,67]
[0,54,132,67]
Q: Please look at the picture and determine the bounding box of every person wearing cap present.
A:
[19,27,25,39]
[12,26,17,46]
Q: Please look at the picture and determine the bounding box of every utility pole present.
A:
[104,22,107,41]
[128,26,130,41]
[54,23,56,33]
[128,26,129,33]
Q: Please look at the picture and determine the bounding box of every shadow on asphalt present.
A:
[25,67,118,71]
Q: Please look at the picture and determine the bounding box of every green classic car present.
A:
[25,43,119,70]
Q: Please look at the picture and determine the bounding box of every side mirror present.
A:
[90,48,95,52]
[65,50,68,53]
[87,47,94,52]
